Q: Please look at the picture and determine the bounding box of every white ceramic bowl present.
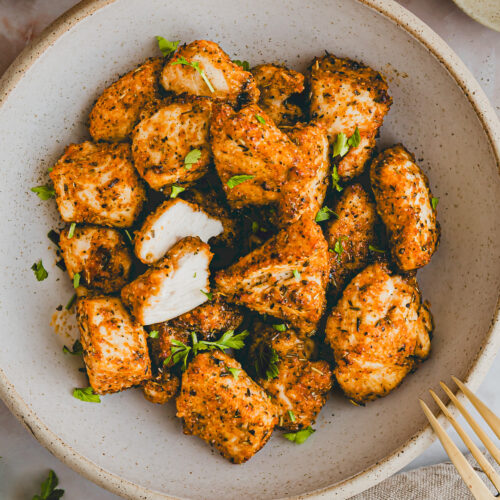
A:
[0,1,499,499]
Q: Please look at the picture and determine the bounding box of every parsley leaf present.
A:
[331,165,343,192]
[273,324,287,332]
[369,244,386,253]
[172,56,215,92]
[32,469,64,500]
[124,229,133,243]
[72,387,100,403]
[228,367,241,379]
[31,185,55,201]
[332,127,360,158]
[149,330,159,339]
[254,344,279,380]
[227,174,254,189]
[67,222,76,239]
[184,149,202,169]
[155,36,179,57]
[200,289,213,301]
[431,197,439,210]
[347,126,360,148]
[292,269,301,280]
[255,114,266,125]
[62,340,83,356]
[315,206,338,222]
[251,221,259,233]
[233,60,250,70]
[333,236,348,255]
[32,260,48,281]
[283,426,315,444]
[65,293,77,310]
[288,410,296,423]
[73,273,81,288]
[205,329,250,350]
[170,185,185,198]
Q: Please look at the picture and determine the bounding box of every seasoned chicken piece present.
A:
[50,141,146,227]
[327,184,379,296]
[249,323,332,431]
[161,40,259,105]
[134,198,223,264]
[121,237,213,325]
[277,122,330,226]
[370,145,439,271]
[176,351,278,464]
[215,218,329,335]
[76,296,151,394]
[211,103,301,209]
[142,370,180,404]
[309,54,392,180]
[59,224,132,293]
[131,96,212,191]
[89,58,163,142]
[325,262,433,403]
[251,64,305,126]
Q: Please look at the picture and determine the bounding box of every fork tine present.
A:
[420,400,496,499]
[452,377,500,440]
[441,382,500,465]
[430,390,500,493]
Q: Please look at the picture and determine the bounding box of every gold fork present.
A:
[420,376,500,500]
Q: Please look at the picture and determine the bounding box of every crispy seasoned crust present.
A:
[252,64,305,126]
[211,103,301,208]
[59,224,132,293]
[76,296,151,394]
[325,262,433,403]
[370,144,439,271]
[308,54,391,180]
[142,370,180,404]
[132,95,213,191]
[50,141,146,227]
[89,57,163,142]
[215,218,330,335]
[161,40,259,105]
[277,122,330,226]
[176,351,278,464]
[327,184,379,296]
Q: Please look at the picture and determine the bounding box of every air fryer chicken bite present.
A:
[161,40,259,105]
[325,262,433,403]
[211,103,301,209]
[215,217,329,335]
[370,145,439,271]
[132,96,213,191]
[277,122,330,227]
[327,184,379,296]
[176,350,278,464]
[134,198,223,264]
[252,64,305,126]
[248,323,332,431]
[76,296,151,394]
[59,224,132,293]
[50,141,146,227]
[308,54,391,180]
[89,57,163,142]
[121,237,212,325]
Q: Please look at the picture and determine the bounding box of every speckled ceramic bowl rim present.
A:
[451,0,500,33]
[0,0,499,498]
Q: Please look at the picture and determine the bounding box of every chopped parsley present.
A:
[333,236,348,255]
[283,426,315,444]
[155,36,179,57]
[62,339,83,356]
[331,165,343,192]
[273,324,287,332]
[228,367,241,380]
[149,330,159,339]
[254,344,279,380]
[315,206,338,222]
[172,56,215,92]
[431,197,439,210]
[31,185,55,200]
[67,222,76,239]
[292,269,301,280]
[233,60,250,70]
[227,174,254,189]
[288,410,296,423]
[332,126,360,158]
[170,184,185,198]
[31,260,48,281]
[369,244,386,253]
[32,469,64,500]
[65,293,77,311]
[72,273,80,289]
[124,229,133,243]
[72,387,100,403]
[184,149,202,170]
[251,221,259,233]
[255,114,266,125]
[200,289,213,300]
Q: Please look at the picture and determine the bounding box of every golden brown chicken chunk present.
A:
[142,370,180,404]
[277,122,330,227]
[370,145,439,271]
[50,141,146,227]
[89,58,163,142]
[161,40,259,105]
[121,237,213,325]
[215,218,329,335]
[326,184,379,296]
[176,350,278,464]
[249,323,332,431]
[252,64,305,126]
[211,103,301,209]
[76,296,151,394]
[309,54,392,180]
[134,198,223,264]
[131,96,212,191]
[59,224,132,293]
[325,262,433,403]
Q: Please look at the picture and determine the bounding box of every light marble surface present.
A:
[0,0,498,498]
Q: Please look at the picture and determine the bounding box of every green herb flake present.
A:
[31,185,55,201]
[292,269,301,280]
[273,324,287,332]
[251,221,259,233]
[67,222,76,239]
[228,367,241,380]
[155,36,180,57]
[200,290,213,301]
[233,60,250,70]
[31,260,48,281]
[255,114,266,125]
[65,293,77,311]
[149,330,159,339]
[331,165,343,192]
[32,469,64,500]
[333,236,348,255]
[73,273,81,289]
[332,132,349,158]
[227,174,255,189]
[347,126,360,148]
[72,387,100,403]
[288,410,296,423]
[315,206,338,222]
[124,229,133,243]
[283,426,315,444]
[431,197,439,210]
[170,184,185,198]
[184,149,202,170]
[368,244,386,254]
[63,340,83,356]
[172,56,215,92]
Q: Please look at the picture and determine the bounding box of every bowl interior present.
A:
[0,0,499,498]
